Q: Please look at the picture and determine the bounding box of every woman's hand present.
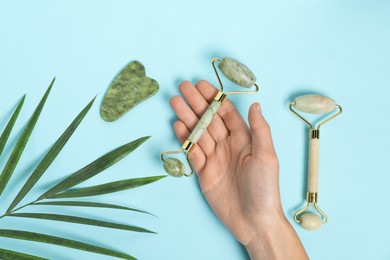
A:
[170,80,308,259]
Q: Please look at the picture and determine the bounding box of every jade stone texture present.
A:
[101,61,159,122]
[294,94,336,114]
[188,100,221,143]
[300,213,323,231]
[218,57,256,88]
[163,158,185,177]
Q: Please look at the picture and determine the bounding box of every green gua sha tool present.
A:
[161,57,260,177]
[101,61,159,122]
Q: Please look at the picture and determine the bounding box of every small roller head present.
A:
[294,94,336,114]
[218,57,256,88]
[163,158,185,177]
[300,212,323,231]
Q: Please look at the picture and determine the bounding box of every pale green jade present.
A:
[163,158,186,177]
[294,94,336,114]
[218,57,256,88]
[101,61,159,122]
[188,100,221,143]
[300,213,322,231]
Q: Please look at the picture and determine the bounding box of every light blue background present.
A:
[0,0,389,259]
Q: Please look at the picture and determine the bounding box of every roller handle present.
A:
[187,100,222,143]
[308,130,320,193]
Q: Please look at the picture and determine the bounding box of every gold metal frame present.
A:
[294,192,329,224]
[160,140,194,177]
[289,102,343,130]
[211,58,259,96]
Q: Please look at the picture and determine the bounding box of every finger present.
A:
[248,103,276,158]
[173,120,206,173]
[170,95,216,156]
[196,80,249,135]
[179,81,229,141]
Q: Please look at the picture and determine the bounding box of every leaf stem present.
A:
[8,199,39,215]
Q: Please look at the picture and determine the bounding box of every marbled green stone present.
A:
[163,158,185,177]
[218,57,256,88]
[101,61,159,122]
[188,100,221,143]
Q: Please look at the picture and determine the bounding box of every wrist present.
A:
[245,215,308,260]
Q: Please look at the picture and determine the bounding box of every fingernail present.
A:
[256,103,262,114]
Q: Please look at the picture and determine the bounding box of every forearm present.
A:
[245,216,308,260]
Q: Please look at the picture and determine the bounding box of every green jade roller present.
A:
[161,57,260,177]
[290,94,342,230]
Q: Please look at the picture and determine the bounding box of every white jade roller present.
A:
[161,57,259,177]
[290,94,342,231]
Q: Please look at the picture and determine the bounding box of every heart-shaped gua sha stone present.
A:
[101,61,159,122]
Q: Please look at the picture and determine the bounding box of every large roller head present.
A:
[293,94,337,114]
[218,57,257,88]
[211,57,259,96]
[290,94,342,129]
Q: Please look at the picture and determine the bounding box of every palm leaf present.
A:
[46,175,166,198]
[7,97,96,213]
[0,78,55,195]
[0,248,46,260]
[0,95,25,156]
[0,79,162,259]
[33,201,153,215]
[10,213,154,233]
[0,229,135,260]
[39,136,150,199]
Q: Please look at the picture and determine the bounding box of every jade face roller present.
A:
[290,94,342,230]
[161,57,259,177]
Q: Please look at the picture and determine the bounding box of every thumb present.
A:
[248,103,276,158]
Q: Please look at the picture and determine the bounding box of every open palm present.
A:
[170,80,283,245]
